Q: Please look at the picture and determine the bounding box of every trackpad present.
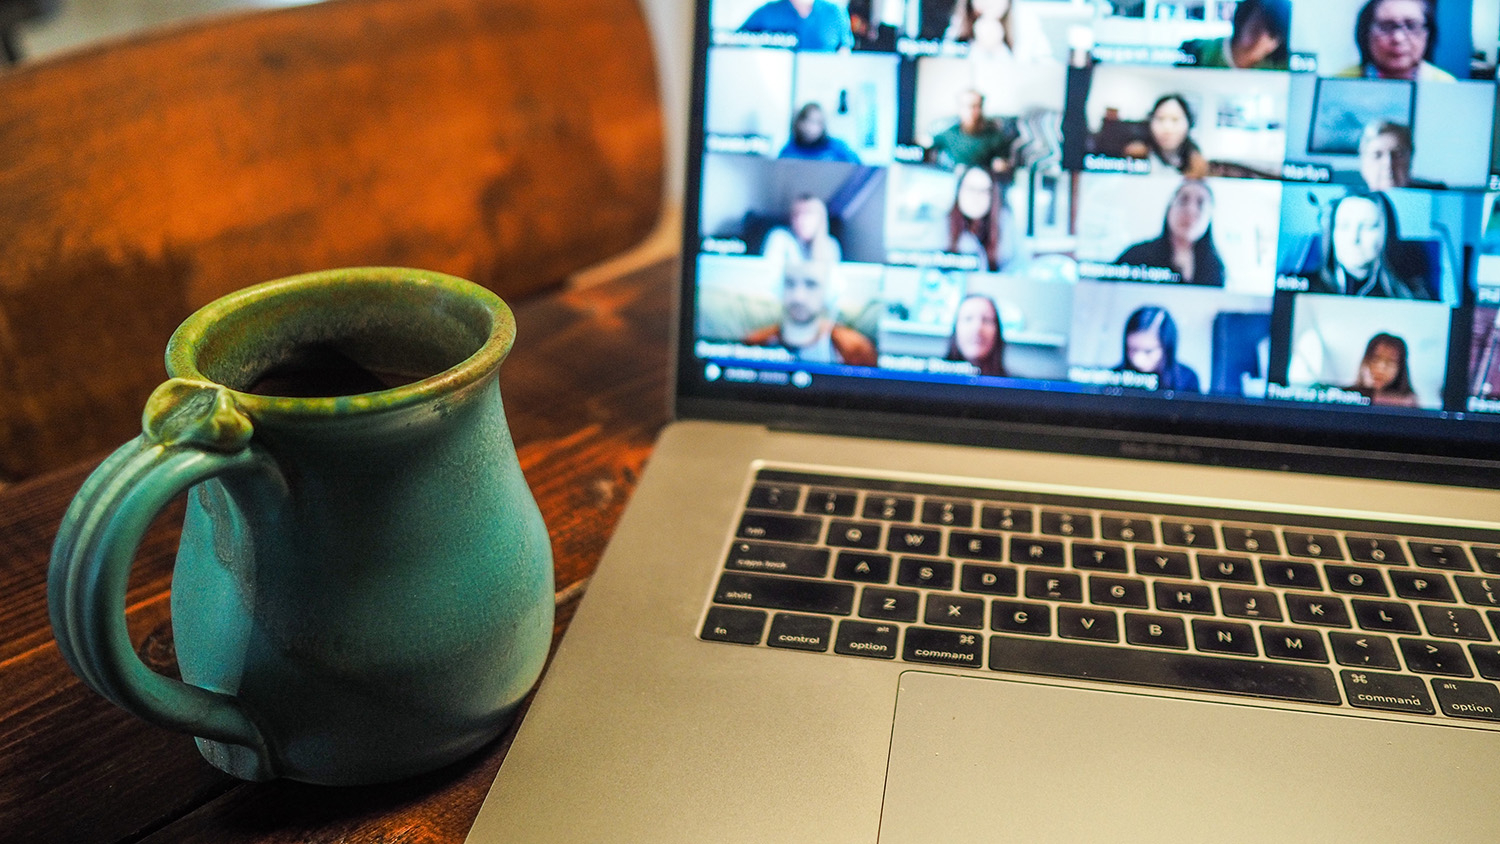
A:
[879,671,1497,843]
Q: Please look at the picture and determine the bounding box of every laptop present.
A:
[469,1,1500,840]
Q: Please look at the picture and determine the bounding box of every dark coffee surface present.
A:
[245,343,429,397]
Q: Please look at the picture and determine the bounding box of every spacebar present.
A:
[987,636,1341,705]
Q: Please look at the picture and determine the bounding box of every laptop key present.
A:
[746,484,801,512]
[924,594,985,629]
[1134,548,1192,578]
[1286,594,1352,627]
[1325,565,1388,596]
[1193,620,1258,657]
[737,513,822,544]
[903,627,983,668]
[1124,613,1188,649]
[1399,638,1473,677]
[1218,587,1282,621]
[1101,515,1156,544]
[834,620,899,660]
[1470,545,1500,575]
[1073,542,1128,572]
[833,552,892,583]
[1261,559,1323,591]
[859,587,919,623]
[1418,605,1491,641]
[1260,626,1328,663]
[899,557,955,590]
[1409,542,1473,572]
[1454,575,1500,607]
[862,494,915,522]
[980,504,1033,533]
[1341,670,1435,715]
[922,499,974,528]
[1431,678,1500,722]
[725,542,830,578]
[714,573,854,616]
[701,607,767,645]
[1329,632,1400,670]
[949,530,1005,561]
[1090,575,1149,608]
[1039,509,1094,538]
[1161,520,1216,549]
[987,636,1340,704]
[1346,534,1408,566]
[991,600,1051,636]
[804,489,857,517]
[767,614,833,652]
[1058,607,1119,643]
[1389,570,1455,603]
[1010,537,1066,567]
[888,526,942,556]
[1284,532,1343,560]
[1154,582,1214,614]
[1352,600,1420,634]
[828,519,883,549]
[1026,570,1083,602]
[1467,644,1500,680]
[1222,525,1280,556]
[960,564,1018,596]
[1198,554,1256,584]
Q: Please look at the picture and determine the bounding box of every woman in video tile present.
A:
[778,103,861,163]
[1177,0,1291,71]
[1347,331,1420,407]
[944,293,1007,377]
[1336,0,1453,82]
[1113,306,1201,393]
[762,194,843,264]
[1305,192,1434,299]
[1122,94,1209,179]
[1114,178,1225,287]
[947,165,1020,272]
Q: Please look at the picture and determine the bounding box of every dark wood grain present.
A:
[0,259,675,844]
[0,0,664,483]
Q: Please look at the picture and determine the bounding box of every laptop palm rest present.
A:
[880,671,1497,843]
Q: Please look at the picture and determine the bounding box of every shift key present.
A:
[715,572,855,616]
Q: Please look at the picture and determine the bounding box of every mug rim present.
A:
[165,267,514,418]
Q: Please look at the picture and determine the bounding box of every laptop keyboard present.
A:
[698,469,1500,725]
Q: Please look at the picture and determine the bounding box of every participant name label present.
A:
[1267,383,1370,405]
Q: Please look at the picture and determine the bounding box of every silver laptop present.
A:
[469,2,1500,840]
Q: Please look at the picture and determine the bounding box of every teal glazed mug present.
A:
[48,267,554,785]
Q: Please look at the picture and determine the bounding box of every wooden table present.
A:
[0,258,676,843]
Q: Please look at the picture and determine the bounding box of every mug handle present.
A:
[49,379,276,777]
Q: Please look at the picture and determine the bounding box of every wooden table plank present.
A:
[0,260,674,844]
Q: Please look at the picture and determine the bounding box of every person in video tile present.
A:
[947,165,1020,272]
[762,194,844,263]
[739,0,854,52]
[1337,0,1453,82]
[944,294,1008,376]
[743,261,876,366]
[928,89,1018,177]
[1178,0,1291,71]
[779,103,862,163]
[1114,179,1225,287]
[1347,331,1419,406]
[1113,306,1201,393]
[1305,192,1434,299]
[943,0,1053,63]
[1122,94,1209,179]
[1356,120,1439,190]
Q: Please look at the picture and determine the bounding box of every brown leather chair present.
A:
[0,0,664,483]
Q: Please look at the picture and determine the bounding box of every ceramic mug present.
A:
[49,267,554,785]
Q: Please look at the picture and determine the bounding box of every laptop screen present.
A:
[677,0,1500,467]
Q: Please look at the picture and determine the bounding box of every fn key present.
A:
[701,607,766,645]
